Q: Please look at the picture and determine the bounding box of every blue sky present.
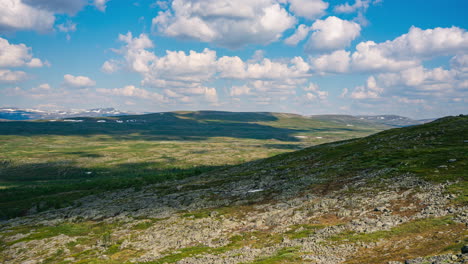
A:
[0,0,467,118]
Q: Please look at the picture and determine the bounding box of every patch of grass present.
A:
[8,221,119,246]
[144,229,287,264]
[326,216,468,264]
[64,245,138,264]
[146,245,213,264]
[42,248,65,264]
[181,211,212,219]
[131,221,154,230]
[442,237,468,253]
[447,181,468,206]
[330,217,455,243]
[284,224,327,239]
[131,218,165,230]
[229,231,284,249]
[249,247,303,264]
[180,204,263,220]
[105,244,121,255]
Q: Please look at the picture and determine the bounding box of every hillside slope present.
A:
[0,111,387,141]
[0,115,467,264]
[0,108,423,128]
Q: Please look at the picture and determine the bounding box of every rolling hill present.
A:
[0,115,466,263]
[0,108,428,128]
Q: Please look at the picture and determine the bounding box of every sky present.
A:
[0,0,467,119]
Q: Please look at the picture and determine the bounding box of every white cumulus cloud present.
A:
[23,0,87,15]
[334,0,371,14]
[57,21,77,32]
[106,32,311,101]
[0,37,44,68]
[63,74,96,88]
[350,26,468,73]
[37,83,51,90]
[306,16,361,52]
[0,0,111,33]
[152,0,296,48]
[349,57,468,102]
[287,0,328,20]
[0,0,55,32]
[382,26,468,59]
[377,66,458,92]
[146,48,218,84]
[101,60,120,73]
[351,41,419,72]
[309,26,468,75]
[333,0,380,26]
[105,32,219,103]
[0,0,91,33]
[230,85,251,96]
[350,76,383,99]
[93,0,110,12]
[97,85,166,102]
[304,82,328,100]
[0,69,27,82]
[218,56,310,80]
[311,49,351,74]
[284,24,310,46]
[115,32,156,73]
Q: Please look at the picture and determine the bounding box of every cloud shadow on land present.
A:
[0,111,304,142]
[0,160,226,220]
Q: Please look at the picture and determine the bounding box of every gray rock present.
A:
[374,207,391,213]
[462,245,468,254]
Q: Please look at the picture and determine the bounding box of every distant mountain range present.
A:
[0,107,433,127]
[356,115,434,127]
[0,107,128,121]
[308,114,433,127]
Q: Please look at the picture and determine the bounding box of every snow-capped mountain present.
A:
[356,115,427,127]
[0,108,129,120]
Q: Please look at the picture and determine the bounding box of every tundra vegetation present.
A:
[0,112,466,264]
[0,111,386,219]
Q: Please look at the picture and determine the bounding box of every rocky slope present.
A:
[0,115,467,264]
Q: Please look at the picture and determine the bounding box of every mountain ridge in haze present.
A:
[0,108,432,127]
[0,107,128,121]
